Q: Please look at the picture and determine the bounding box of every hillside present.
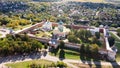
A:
[64,0,105,3]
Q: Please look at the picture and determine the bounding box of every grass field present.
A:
[65,49,80,60]
[6,59,53,68]
[50,49,80,60]
[35,31,45,37]
[35,31,52,38]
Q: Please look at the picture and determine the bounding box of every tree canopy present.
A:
[0,34,43,56]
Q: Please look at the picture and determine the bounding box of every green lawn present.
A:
[65,50,80,60]
[6,59,53,68]
[35,31,52,38]
[35,31,44,37]
[50,49,80,60]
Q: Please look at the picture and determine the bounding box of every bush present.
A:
[49,62,56,67]
[67,35,80,43]
[117,28,120,37]
[56,61,67,67]
[95,32,100,39]
[29,61,67,68]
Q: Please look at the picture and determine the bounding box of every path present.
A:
[0,52,120,68]
[0,64,8,68]
[0,52,78,68]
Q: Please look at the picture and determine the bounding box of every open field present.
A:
[35,31,52,38]
[6,59,53,68]
[50,49,80,60]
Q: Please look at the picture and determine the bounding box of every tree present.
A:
[91,37,101,46]
[90,44,99,54]
[58,41,65,49]
[31,40,43,51]
[90,44,99,58]
[59,49,65,59]
[95,32,100,39]
[0,17,11,25]
[0,34,43,56]
[117,28,120,37]
[67,35,79,43]
[108,37,115,47]
[111,24,118,28]
[90,20,99,27]
[85,45,91,56]
[79,44,86,61]
[44,44,48,49]
[80,44,85,55]
[76,30,92,43]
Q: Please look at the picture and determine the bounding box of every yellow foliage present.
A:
[90,44,99,53]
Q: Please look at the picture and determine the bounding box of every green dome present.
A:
[58,20,63,25]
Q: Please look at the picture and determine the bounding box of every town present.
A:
[0,0,120,68]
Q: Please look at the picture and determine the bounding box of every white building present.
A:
[42,21,52,31]
[53,21,70,38]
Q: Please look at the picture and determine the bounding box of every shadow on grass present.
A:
[80,53,86,63]
[110,61,120,68]
[65,51,79,55]
[0,52,42,64]
[80,53,102,68]
[93,59,101,68]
